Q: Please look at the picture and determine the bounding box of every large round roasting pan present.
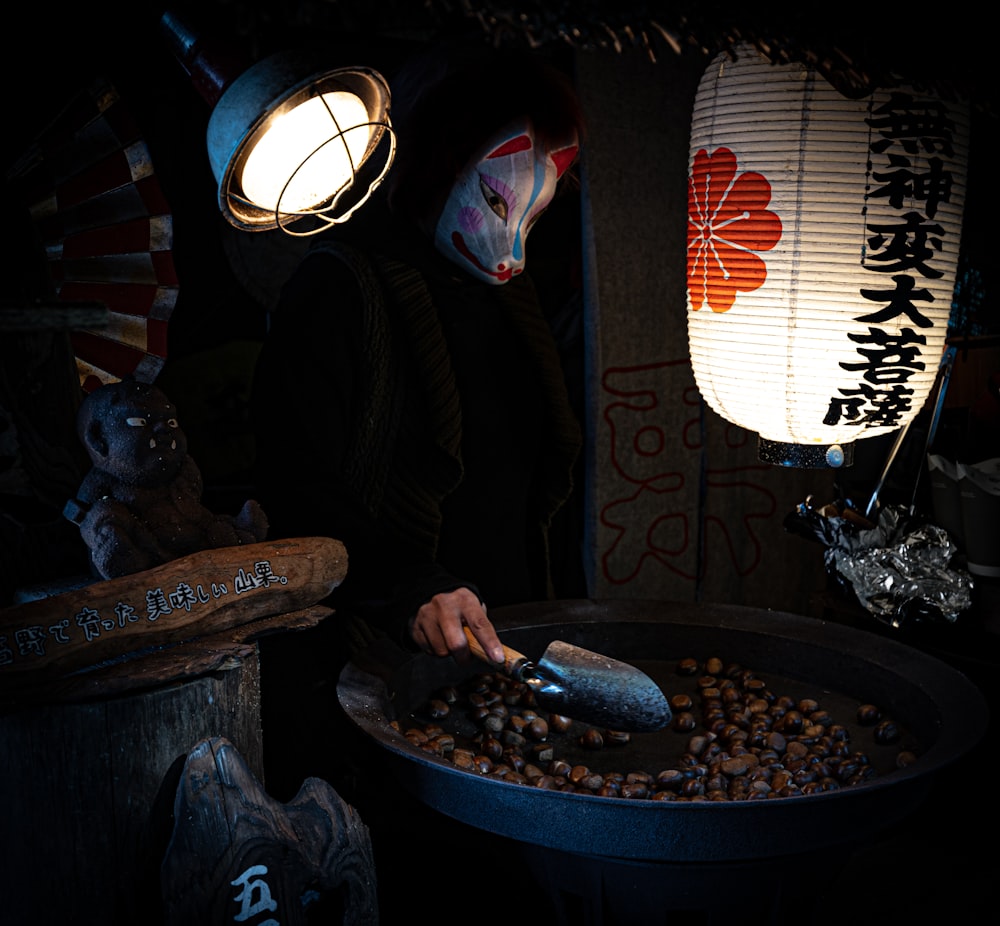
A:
[337,599,988,864]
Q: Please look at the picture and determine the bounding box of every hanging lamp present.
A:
[160,9,395,237]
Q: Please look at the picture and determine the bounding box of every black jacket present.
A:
[250,204,582,648]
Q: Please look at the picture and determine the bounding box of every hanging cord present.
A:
[863,345,957,520]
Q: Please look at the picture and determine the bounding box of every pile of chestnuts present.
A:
[391,654,919,802]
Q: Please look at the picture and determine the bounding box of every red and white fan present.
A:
[6,75,179,394]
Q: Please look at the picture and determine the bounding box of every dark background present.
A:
[3,4,996,611]
[2,6,996,923]
[6,1,995,363]
[4,2,995,581]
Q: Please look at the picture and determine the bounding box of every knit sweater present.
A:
[250,220,582,647]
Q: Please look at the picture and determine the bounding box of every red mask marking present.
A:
[551,145,579,178]
[487,135,533,159]
[451,231,514,281]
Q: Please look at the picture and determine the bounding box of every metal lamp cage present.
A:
[208,58,395,237]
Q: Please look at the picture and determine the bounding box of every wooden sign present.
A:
[0,536,347,686]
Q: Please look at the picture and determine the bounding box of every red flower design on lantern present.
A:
[687,147,782,313]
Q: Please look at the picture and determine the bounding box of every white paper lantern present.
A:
[686,44,970,467]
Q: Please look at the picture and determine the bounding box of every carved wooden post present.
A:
[0,651,264,926]
[0,538,347,926]
[161,737,378,925]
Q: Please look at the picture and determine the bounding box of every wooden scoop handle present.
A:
[462,626,530,678]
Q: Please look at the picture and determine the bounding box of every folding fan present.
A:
[6,76,179,393]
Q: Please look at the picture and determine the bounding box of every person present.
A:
[249,42,587,922]
[250,40,587,673]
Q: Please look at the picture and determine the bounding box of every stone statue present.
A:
[64,378,268,580]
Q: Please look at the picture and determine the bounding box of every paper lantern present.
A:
[686,44,970,467]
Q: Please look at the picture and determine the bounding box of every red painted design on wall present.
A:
[600,360,778,585]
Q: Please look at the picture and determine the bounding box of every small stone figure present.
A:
[64,378,268,580]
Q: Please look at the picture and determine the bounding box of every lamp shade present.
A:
[686,44,969,467]
[207,55,394,235]
[160,9,395,237]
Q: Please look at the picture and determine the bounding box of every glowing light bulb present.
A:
[241,91,372,214]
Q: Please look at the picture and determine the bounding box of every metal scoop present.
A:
[463,627,671,732]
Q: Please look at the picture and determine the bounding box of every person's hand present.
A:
[409,587,505,664]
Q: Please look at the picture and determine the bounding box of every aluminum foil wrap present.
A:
[784,500,973,628]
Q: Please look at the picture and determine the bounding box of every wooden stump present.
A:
[161,736,378,926]
[0,650,264,926]
[0,538,344,926]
